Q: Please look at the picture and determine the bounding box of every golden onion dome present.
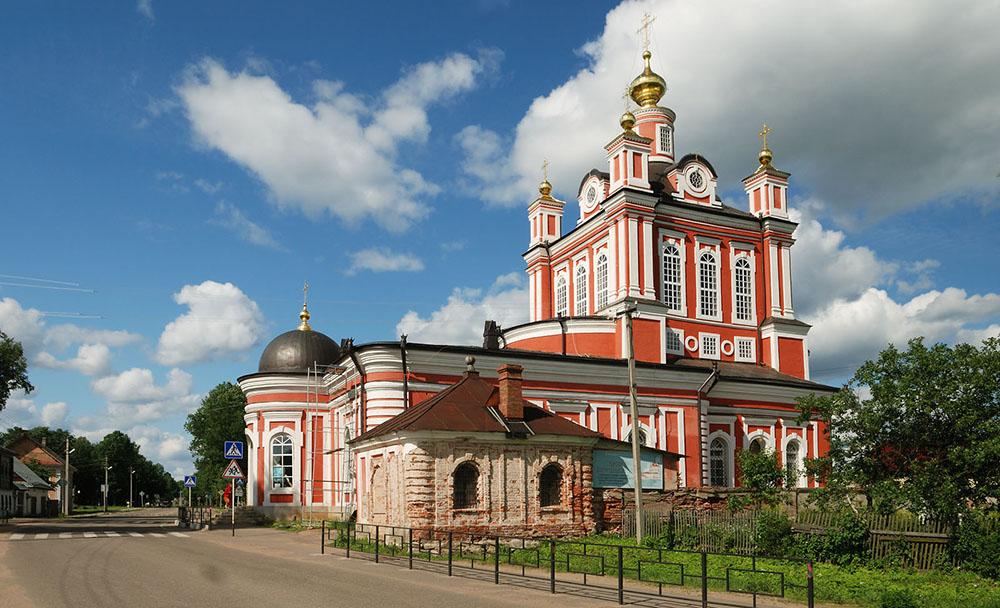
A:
[539,179,553,199]
[620,110,636,133]
[629,50,667,108]
[758,146,773,170]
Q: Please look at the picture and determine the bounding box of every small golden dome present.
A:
[298,303,312,331]
[629,50,667,108]
[539,179,553,199]
[620,110,636,133]
[758,147,773,170]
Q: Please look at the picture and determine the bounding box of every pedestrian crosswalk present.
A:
[7,531,189,541]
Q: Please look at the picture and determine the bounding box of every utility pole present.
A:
[623,305,644,543]
[63,438,73,517]
[129,467,134,509]
[103,458,111,513]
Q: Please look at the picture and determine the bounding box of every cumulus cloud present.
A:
[459,0,1000,220]
[40,402,68,427]
[136,0,154,21]
[212,201,287,251]
[396,273,528,345]
[177,50,500,231]
[86,368,200,428]
[346,248,424,275]
[35,343,113,376]
[155,280,265,366]
[0,394,69,430]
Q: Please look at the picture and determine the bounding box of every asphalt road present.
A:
[0,510,613,608]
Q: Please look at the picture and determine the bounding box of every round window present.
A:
[586,186,597,204]
[689,169,704,189]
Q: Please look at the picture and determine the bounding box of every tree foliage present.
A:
[798,337,1000,524]
[184,382,247,501]
[0,331,34,411]
[731,448,784,509]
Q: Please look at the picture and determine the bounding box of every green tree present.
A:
[185,382,247,501]
[0,331,34,411]
[799,337,1000,525]
[731,449,784,509]
[96,431,143,506]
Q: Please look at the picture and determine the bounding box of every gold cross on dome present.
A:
[637,13,656,51]
[542,158,549,182]
[303,281,310,306]
[758,123,772,149]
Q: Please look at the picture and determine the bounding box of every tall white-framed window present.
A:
[270,433,293,489]
[735,337,756,362]
[699,333,720,360]
[698,250,720,319]
[709,435,730,487]
[662,244,683,312]
[575,264,588,315]
[784,438,803,488]
[656,124,673,156]
[595,253,609,310]
[555,276,568,317]
[733,256,754,323]
[665,328,684,356]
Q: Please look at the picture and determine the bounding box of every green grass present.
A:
[71,505,133,514]
[322,526,1000,608]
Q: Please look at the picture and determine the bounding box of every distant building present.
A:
[239,48,836,523]
[0,447,14,517]
[5,435,74,515]
[12,459,53,517]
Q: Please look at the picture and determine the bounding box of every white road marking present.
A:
[83,532,97,538]
[168,532,188,538]
[105,531,120,537]
[149,533,167,538]
[11,533,24,540]
[128,532,143,538]
[59,533,73,539]
[35,533,49,540]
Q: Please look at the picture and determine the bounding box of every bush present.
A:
[879,587,920,608]
[755,509,793,556]
[792,510,870,566]
[952,511,1000,579]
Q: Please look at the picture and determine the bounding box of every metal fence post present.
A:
[807,561,815,608]
[321,520,325,555]
[549,539,556,594]
[494,536,500,584]
[448,532,453,576]
[617,545,624,605]
[375,525,380,564]
[408,528,414,570]
[701,550,708,608]
[346,522,352,558]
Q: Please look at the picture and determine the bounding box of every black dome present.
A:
[258,328,341,373]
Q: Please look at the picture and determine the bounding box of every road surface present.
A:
[0,510,612,608]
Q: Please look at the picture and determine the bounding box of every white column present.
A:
[628,217,640,297]
[768,242,781,316]
[780,245,794,317]
[642,219,654,298]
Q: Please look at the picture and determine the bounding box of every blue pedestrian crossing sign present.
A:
[224,441,244,459]
[183,475,197,488]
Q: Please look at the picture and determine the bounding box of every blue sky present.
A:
[2,0,998,476]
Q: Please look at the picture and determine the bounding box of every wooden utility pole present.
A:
[623,305,644,543]
[63,438,71,516]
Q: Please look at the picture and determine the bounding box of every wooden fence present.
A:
[622,507,954,569]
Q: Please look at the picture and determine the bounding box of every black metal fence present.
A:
[319,521,815,608]
[177,506,213,528]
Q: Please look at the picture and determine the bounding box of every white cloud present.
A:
[346,248,424,275]
[91,368,192,404]
[194,178,224,194]
[40,402,68,427]
[36,343,113,376]
[397,273,528,345]
[0,393,69,430]
[155,280,265,366]
[177,51,499,231]
[212,201,287,251]
[136,0,154,21]
[43,325,141,352]
[459,0,1000,220]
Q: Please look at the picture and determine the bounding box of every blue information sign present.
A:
[224,441,244,459]
[592,449,664,489]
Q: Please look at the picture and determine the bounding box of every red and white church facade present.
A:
[238,49,835,520]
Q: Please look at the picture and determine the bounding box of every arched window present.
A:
[709,437,728,487]
[662,244,683,311]
[270,433,293,489]
[555,276,568,317]
[785,440,801,487]
[698,251,719,318]
[626,428,648,446]
[575,265,588,315]
[595,254,608,310]
[539,464,563,507]
[734,257,753,322]
[748,436,766,455]
[453,462,479,509]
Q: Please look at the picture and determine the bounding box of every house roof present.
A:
[12,458,53,490]
[4,434,74,471]
[353,369,602,444]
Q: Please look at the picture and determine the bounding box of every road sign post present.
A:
[183,475,196,509]
[221,460,245,537]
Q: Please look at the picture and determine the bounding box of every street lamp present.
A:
[103,464,113,513]
[129,467,135,509]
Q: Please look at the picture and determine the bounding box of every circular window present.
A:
[689,169,704,190]
[586,186,597,204]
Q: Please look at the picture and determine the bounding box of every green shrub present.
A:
[755,509,793,556]
[879,587,920,608]
[952,511,1000,579]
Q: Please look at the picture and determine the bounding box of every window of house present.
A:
[785,440,801,487]
[575,265,588,315]
[748,437,766,454]
[555,276,568,317]
[270,433,293,489]
[735,337,755,362]
[595,254,608,310]
[662,244,683,311]
[734,257,753,322]
[698,251,719,318]
[658,124,672,156]
[710,437,729,487]
[665,328,683,355]
[539,463,563,507]
[700,333,720,360]
[453,462,479,509]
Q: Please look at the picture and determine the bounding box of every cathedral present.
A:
[238,47,835,525]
